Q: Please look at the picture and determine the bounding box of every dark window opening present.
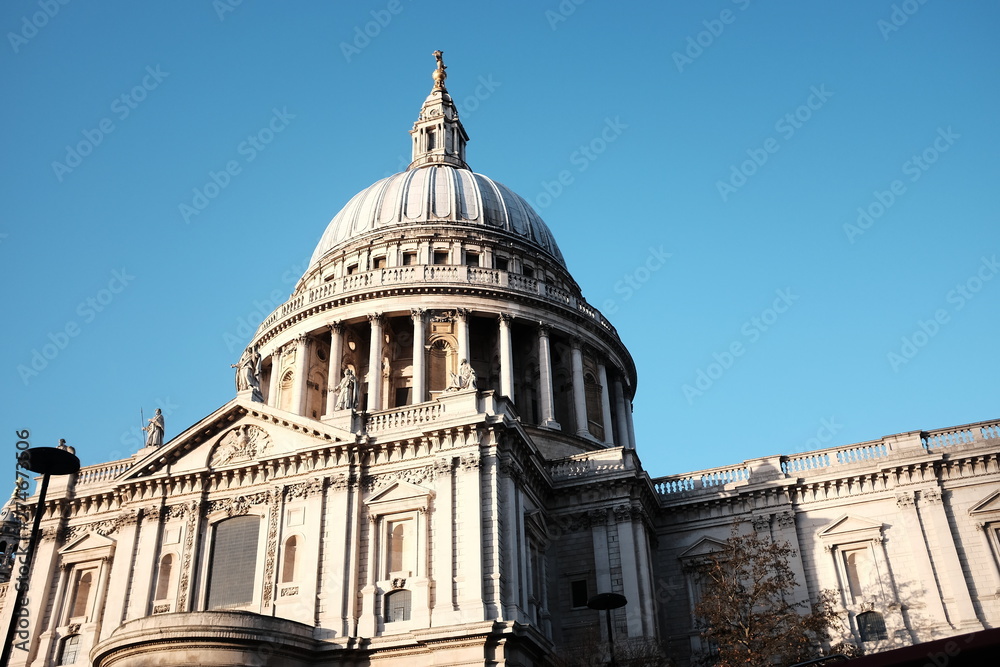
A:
[571,579,588,608]
[373,256,387,269]
[347,264,359,275]
[385,589,412,622]
[523,266,535,279]
[465,252,480,267]
[57,635,81,666]
[857,611,888,642]
[207,516,260,609]
[394,387,412,408]
[433,251,449,265]
[495,256,509,271]
[402,252,417,266]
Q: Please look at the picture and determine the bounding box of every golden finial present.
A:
[432,50,447,91]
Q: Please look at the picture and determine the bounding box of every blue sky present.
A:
[2,1,998,487]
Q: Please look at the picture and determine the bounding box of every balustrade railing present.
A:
[657,418,1000,498]
[254,264,617,337]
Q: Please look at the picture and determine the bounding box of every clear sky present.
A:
[2,1,998,487]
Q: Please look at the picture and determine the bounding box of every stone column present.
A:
[293,334,311,416]
[571,339,589,437]
[456,308,470,363]
[537,324,560,428]
[597,362,615,446]
[625,394,637,449]
[267,345,283,407]
[367,314,383,412]
[975,522,1000,597]
[100,511,140,638]
[498,313,514,402]
[411,309,426,404]
[918,487,983,631]
[325,322,344,415]
[612,378,631,448]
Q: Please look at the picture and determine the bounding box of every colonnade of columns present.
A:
[260,311,636,448]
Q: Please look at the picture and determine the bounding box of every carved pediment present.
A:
[969,489,1000,518]
[210,424,273,467]
[59,531,116,565]
[818,514,883,544]
[679,537,728,560]
[365,481,433,515]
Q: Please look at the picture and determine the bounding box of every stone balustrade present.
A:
[256,264,617,337]
[366,402,444,434]
[76,460,135,487]
[654,418,1000,497]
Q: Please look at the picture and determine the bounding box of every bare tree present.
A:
[692,525,848,667]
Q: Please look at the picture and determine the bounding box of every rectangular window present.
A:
[402,252,417,266]
[207,516,260,609]
[433,251,449,265]
[843,547,874,601]
[347,264,359,275]
[385,589,412,622]
[465,251,480,267]
[373,256,387,269]
[386,518,414,575]
[495,256,509,271]
[523,265,535,279]
[394,387,411,408]
[571,579,589,608]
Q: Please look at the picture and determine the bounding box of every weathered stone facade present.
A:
[1,56,998,666]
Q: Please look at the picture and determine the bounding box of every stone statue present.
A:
[143,409,164,448]
[232,346,264,403]
[335,369,357,410]
[447,359,477,391]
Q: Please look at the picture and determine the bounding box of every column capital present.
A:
[498,312,514,326]
[411,308,426,321]
[328,320,343,334]
[570,336,584,351]
[538,323,551,337]
[455,307,470,321]
[368,312,384,325]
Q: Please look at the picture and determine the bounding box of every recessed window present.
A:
[155,554,174,600]
[373,256,387,269]
[571,579,589,608]
[57,635,81,665]
[433,251,449,265]
[857,611,888,642]
[385,589,411,622]
[523,266,535,279]
[495,256,509,271]
[347,264,359,275]
[402,252,417,266]
[465,251,480,267]
[207,516,260,609]
[70,570,95,619]
[282,535,299,583]
[386,519,414,575]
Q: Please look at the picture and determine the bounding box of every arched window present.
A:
[388,522,406,573]
[70,571,93,619]
[857,611,888,642]
[206,515,260,609]
[428,339,454,392]
[384,589,411,623]
[155,554,174,600]
[57,634,81,665]
[281,536,299,583]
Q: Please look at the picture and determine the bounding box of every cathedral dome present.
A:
[309,166,566,268]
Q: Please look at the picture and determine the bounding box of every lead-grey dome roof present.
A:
[309,165,566,268]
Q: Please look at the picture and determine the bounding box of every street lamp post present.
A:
[587,592,628,667]
[1,443,80,665]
